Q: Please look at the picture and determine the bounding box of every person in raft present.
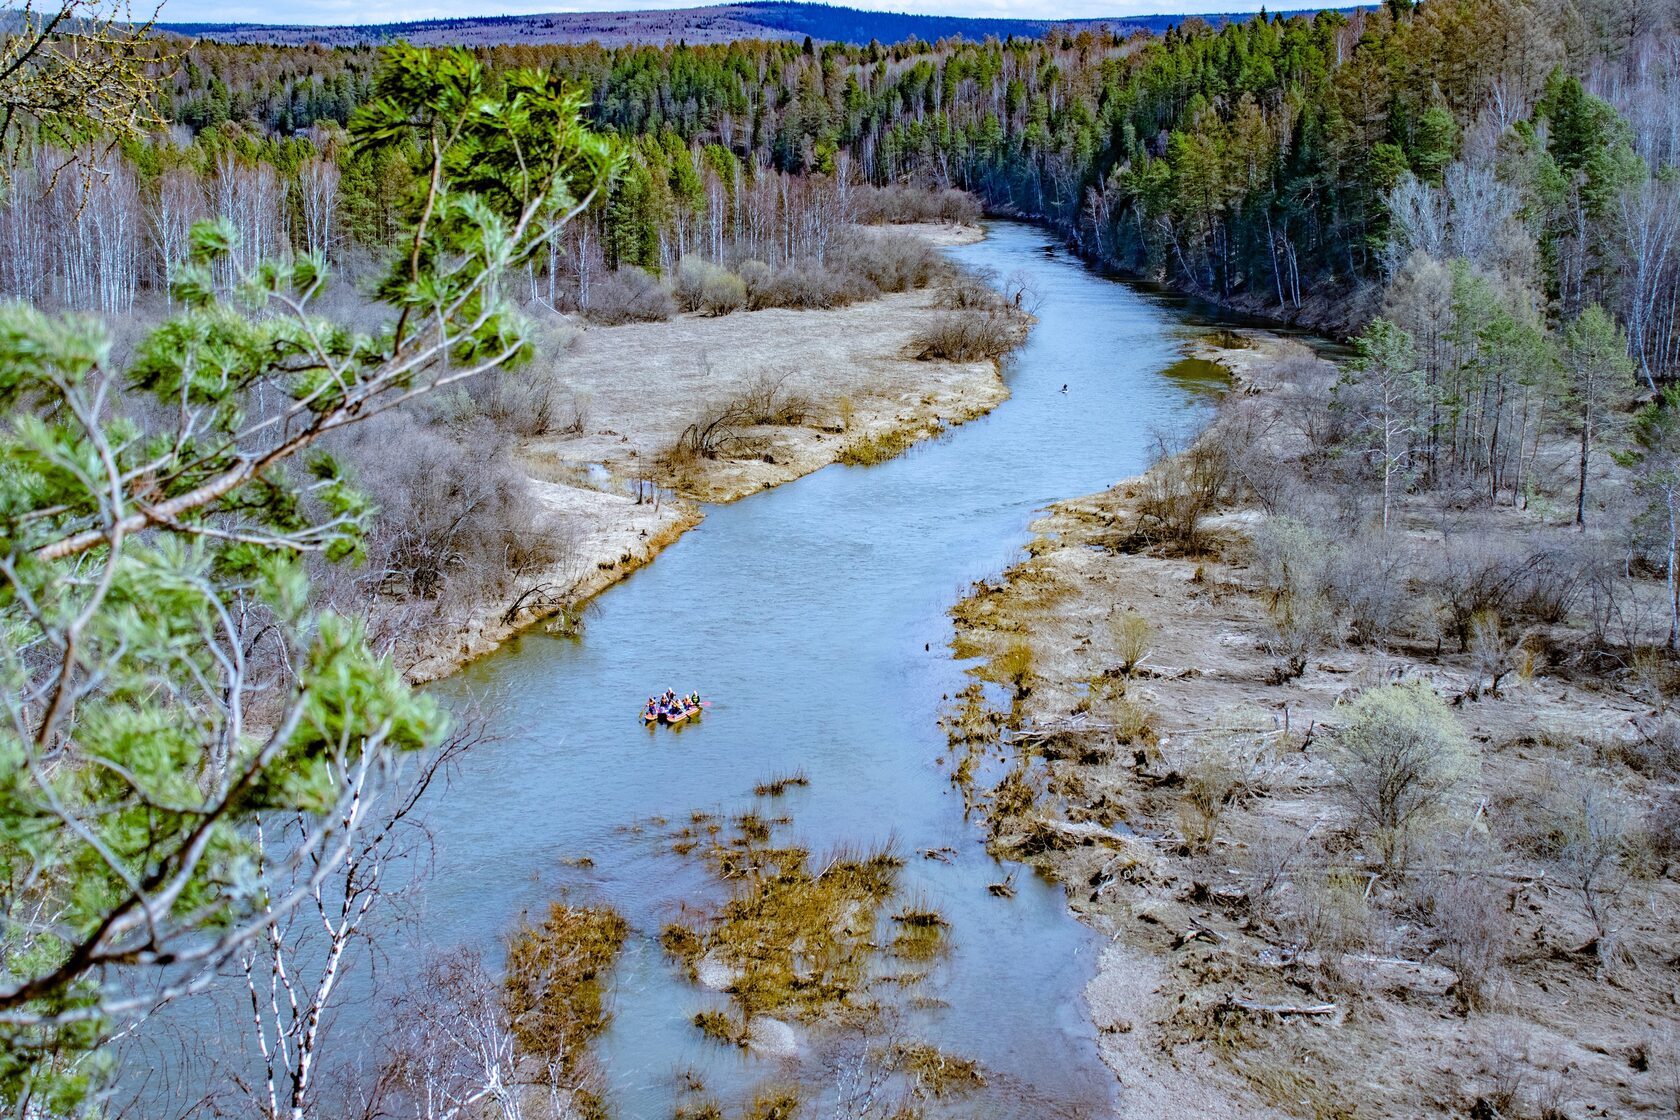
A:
[644,697,660,721]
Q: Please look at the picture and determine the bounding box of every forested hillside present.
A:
[60,0,1677,352]
[157,1,1306,50]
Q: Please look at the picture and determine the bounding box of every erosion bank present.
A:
[404,223,1014,683]
[947,332,1676,1118]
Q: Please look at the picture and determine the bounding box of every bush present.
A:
[584,265,674,325]
[338,413,570,602]
[935,266,1008,311]
[855,184,982,225]
[910,310,1019,361]
[739,372,808,425]
[1419,854,1509,1012]
[1135,437,1227,555]
[1330,682,1474,870]
[1323,531,1414,646]
[699,268,746,316]
[830,228,945,292]
[432,363,572,438]
[674,257,747,316]
[673,256,714,312]
[1424,539,1586,651]
[748,260,876,311]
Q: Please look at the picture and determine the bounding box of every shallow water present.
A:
[384,221,1229,1117]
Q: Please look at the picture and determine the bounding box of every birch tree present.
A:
[1343,317,1425,533]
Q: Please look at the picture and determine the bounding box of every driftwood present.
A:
[502,582,566,626]
[1002,716,1120,746]
[1221,995,1337,1018]
[1174,925,1224,949]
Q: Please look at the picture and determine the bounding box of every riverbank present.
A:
[948,333,1680,1117]
[403,223,1016,683]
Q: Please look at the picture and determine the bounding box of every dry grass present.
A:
[753,768,811,797]
[659,812,911,1037]
[503,902,629,1065]
[893,1041,988,1098]
[837,422,931,466]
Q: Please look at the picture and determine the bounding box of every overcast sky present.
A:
[158,0,1281,31]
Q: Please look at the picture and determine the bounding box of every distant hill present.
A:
[158,1,1333,48]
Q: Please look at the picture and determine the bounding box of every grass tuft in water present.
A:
[503,902,629,1065]
[742,1084,802,1120]
[661,814,920,1040]
[753,768,811,797]
[893,1042,988,1099]
[692,1008,748,1047]
[673,1103,724,1120]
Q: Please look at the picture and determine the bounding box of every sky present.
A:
[155,0,1282,31]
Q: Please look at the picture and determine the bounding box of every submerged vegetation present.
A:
[505,903,632,1063]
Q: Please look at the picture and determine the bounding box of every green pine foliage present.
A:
[0,43,612,1108]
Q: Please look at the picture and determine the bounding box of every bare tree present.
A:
[238,732,471,1120]
[1616,176,1680,390]
[148,165,207,296]
[296,154,340,261]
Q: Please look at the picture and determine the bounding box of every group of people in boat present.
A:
[643,689,703,725]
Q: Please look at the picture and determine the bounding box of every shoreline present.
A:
[945,330,1671,1117]
[402,222,1013,684]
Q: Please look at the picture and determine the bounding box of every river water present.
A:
[388,221,1229,1118]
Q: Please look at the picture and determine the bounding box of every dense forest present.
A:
[11,0,1680,349]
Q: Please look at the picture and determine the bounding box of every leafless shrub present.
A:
[1324,531,1415,646]
[670,400,751,465]
[1284,869,1376,964]
[909,310,1020,362]
[1205,395,1296,514]
[584,265,674,325]
[739,372,809,426]
[1329,683,1474,871]
[1178,733,1264,854]
[339,414,569,603]
[1637,792,1680,874]
[700,269,746,316]
[675,257,746,316]
[674,256,714,312]
[1601,718,1680,780]
[854,184,981,225]
[1425,538,1586,651]
[934,266,1006,311]
[747,260,876,310]
[1418,849,1510,1012]
[438,364,569,438]
[1531,775,1633,971]
[829,229,946,293]
[1239,827,1309,923]
[1251,515,1339,673]
[1134,436,1227,555]
[1481,1027,1530,1115]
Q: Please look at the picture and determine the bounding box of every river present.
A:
[368,220,1224,1118]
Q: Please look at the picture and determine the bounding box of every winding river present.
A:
[398,221,1231,1118]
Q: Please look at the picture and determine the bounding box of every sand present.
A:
[403,223,1009,683]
